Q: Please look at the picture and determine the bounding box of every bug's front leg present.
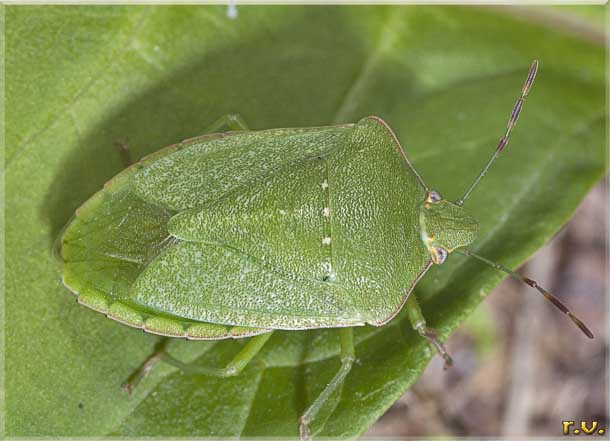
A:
[299,328,355,441]
[405,295,453,368]
[122,331,273,393]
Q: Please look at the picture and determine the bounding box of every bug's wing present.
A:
[127,118,431,328]
[130,241,364,330]
[131,125,354,211]
[127,127,369,329]
[131,144,365,329]
[62,126,359,334]
[61,187,172,307]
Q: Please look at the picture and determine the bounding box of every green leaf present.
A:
[5,5,606,438]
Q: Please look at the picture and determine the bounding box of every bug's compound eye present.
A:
[426,190,442,204]
[431,246,449,265]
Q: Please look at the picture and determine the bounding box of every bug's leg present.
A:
[122,337,170,393]
[406,295,453,369]
[161,331,273,378]
[122,332,272,393]
[204,114,249,133]
[299,328,355,441]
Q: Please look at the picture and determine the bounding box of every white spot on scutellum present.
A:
[322,262,336,282]
[279,209,287,215]
[322,207,330,217]
[322,237,331,245]
[321,180,328,190]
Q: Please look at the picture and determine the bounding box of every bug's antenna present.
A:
[455,248,594,339]
[456,60,539,206]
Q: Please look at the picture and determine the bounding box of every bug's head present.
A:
[419,190,479,264]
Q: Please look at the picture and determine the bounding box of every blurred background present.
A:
[367,176,608,437]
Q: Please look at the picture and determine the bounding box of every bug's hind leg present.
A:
[122,332,273,393]
[299,328,355,441]
[204,113,249,133]
[161,331,273,378]
[406,295,453,369]
[122,337,170,393]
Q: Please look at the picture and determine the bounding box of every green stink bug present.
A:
[57,60,592,440]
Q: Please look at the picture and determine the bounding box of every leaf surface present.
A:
[5,5,606,438]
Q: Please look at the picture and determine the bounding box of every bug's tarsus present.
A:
[406,296,453,368]
[122,338,170,394]
[456,60,539,206]
[416,324,453,369]
[456,248,594,339]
